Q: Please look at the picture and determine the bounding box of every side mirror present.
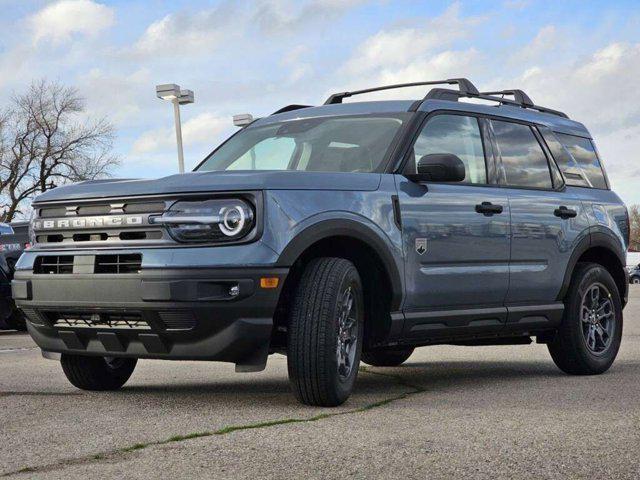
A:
[408,153,466,183]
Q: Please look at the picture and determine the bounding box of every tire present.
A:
[362,347,414,367]
[548,262,623,375]
[60,354,137,391]
[631,276,640,285]
[287,257,364,407]
[5,309,26,331]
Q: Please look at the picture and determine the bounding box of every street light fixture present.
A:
[156,84,194,174]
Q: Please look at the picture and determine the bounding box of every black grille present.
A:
[47,311,150,330]
[77,204,110,216]
[124,202,165,214]
[34,256,74,274]
[158,311,197,331]
[95,254,142,274]
[39,207,67,218]
[20,308,46,326]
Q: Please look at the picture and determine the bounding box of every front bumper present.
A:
[12,266,287,371]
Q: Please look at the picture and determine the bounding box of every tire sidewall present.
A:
[567,265,623,371]
[326,266,364,402]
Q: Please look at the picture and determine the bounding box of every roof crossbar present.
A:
[323,78,479,105]
[481,89,534,107]
[426,88,568,118]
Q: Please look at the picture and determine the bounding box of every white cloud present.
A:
[281,45,312,83]
[132,11,229,57]
[78,68,153,125]
[130,0,368,59]
[132,112,230,154]
[252,0,369,35]
[500,42,640,204]
[29,0,114,45]
[332,3,486,100]
[514,25,559,62]
[344,3,483,77]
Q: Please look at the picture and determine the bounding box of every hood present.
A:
[33,171,382,203]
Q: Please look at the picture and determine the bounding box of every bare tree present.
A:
[0,80,118,222]
[629,205,640,252]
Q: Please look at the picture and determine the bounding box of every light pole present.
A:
[156,84,194,174]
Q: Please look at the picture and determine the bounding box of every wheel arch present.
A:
[558,229,628,306]
[273,218,404,350]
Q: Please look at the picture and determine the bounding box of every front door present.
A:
[396,113,511,339]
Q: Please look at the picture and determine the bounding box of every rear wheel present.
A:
[362,347,414,367]
[631,276,640,285]
[61,354,137,391]
[287,257,364,407]
[548,262,622,375]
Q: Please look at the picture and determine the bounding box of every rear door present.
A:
[490,119,588,317]
[396,113,511,339]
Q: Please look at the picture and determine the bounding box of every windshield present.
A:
[197,114,407,173]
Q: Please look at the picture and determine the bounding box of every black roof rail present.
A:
[425,88,568,118]
[271,104,313,115]
[323,78,479,105]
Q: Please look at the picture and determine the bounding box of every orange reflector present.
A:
[260,277,279,289]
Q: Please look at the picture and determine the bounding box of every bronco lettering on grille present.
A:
[34,216,144,230]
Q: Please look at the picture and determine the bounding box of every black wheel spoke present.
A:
[336,287,358,380]
[580,283,616,355]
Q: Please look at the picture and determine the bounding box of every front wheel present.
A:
[5,309,26,331]
[548,262,623,375]
[61,354,137,391]
[287,257,364,407]
[631,276,640,285]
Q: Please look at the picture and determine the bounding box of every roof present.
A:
[257,78,591,138]
[256,100,590,138]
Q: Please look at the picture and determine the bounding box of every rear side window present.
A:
[411,114,487,184]
[556,133,608,189]
[0,224,13,235]
[538,127,589,187]
[491,120,552,189]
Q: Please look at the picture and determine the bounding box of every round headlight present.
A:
[156,198,255,243]
[219,205,246,237]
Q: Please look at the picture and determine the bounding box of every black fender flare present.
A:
[277,217,404,310]
[557,227,627,303]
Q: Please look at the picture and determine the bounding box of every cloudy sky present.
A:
[1,0,639,204]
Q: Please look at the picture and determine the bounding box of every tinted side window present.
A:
[556,133,608,189]
[492,120,552,189]
[412,115,487,184]
[538,127,589,187]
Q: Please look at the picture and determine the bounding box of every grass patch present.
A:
[2,367,426,478]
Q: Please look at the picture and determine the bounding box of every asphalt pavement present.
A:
[1,288,640,479]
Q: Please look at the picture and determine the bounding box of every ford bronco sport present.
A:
[13,78,629,406]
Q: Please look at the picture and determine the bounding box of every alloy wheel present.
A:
[336,286,358,380]
[581,283,616,355]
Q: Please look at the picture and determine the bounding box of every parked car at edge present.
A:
[1,222,30,330]
[629,264,640,284]
[13,79,629,406]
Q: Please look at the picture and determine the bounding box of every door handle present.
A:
[554,206,577,219]
[475,202,503,216]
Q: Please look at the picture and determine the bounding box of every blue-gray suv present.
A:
[13,78,630,406]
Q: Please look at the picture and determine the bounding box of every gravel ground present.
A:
[1,287,639,479]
